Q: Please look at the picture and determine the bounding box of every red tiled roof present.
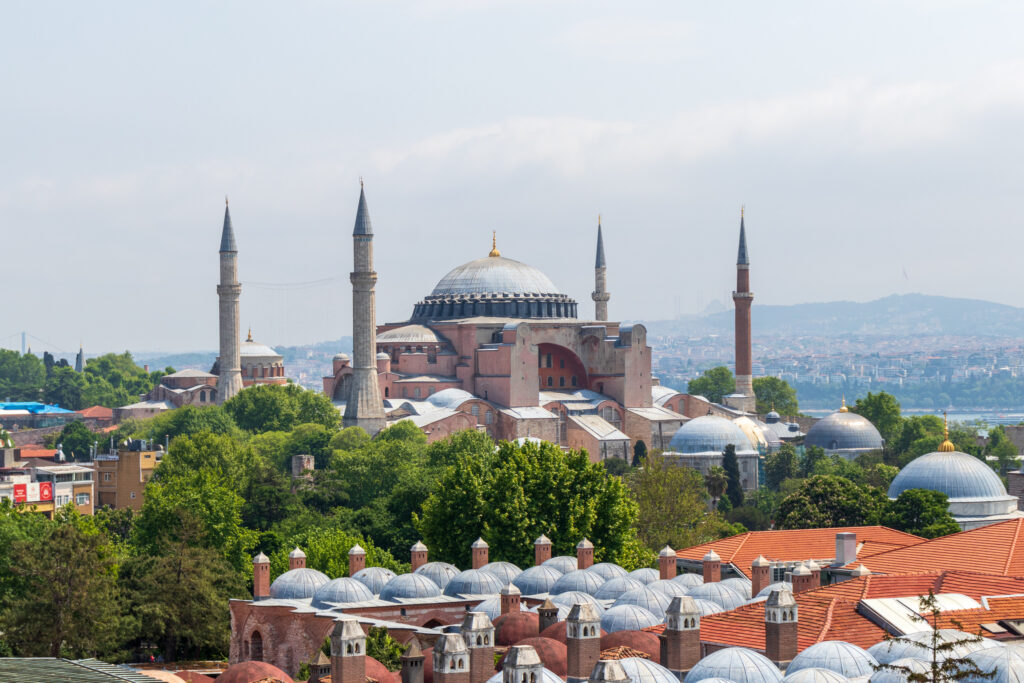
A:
[600,646,651,661]
[78,405,114,419]
[676,526,926,578]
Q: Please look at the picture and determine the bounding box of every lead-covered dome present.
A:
[269,568,329,600]
[600,604,662,633]
[514,565,564,595]
[550,570,606,596]
[619,657,679,683]
[668,416,758,455]
[352,566,397,595]
[444,568,505,597]
[804,404,883,455]
[684,647,783,683]
[868,630,999,664]
[379,573,442,601]
[595,576,646,600]
[311,576,374,608]
[481,561,523,586]
[888,450,1008,500]
[788,641,877,678]
[414,561,460,590]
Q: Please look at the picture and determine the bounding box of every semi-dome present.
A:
[513,565,564,595]
[804,404,884,455]
[414,561,460,590]
[755,581,793,599]
[377,324,444,345]
[788,641,878,678]
[684,647,783,683]
[629,568,660,584]
[588,562,629,581]
[379,573,442,601]
[619,657,679,683]
[444,568,505,597]
[868,657,930,683]
[481,561,523,586]
[550,569,606,596]
[595,576,646,600]
[600,604,662,633]
[311,576,374,608]
[647,579,691,599]
[888,450,1008,500]
[352,566,397,595]
[544,555,579,573]
[551,591,605,615]
[720,577,753,600]
[613,586,672,618]
[269,567,329,600]
[965,646,1024,683]
[427,388,476,410]
[672,573,705,588]
[687,582,746,610]
[668,416,758,455]
[782,669,850,683]
[868,630,999,664]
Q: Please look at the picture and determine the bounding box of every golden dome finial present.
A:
[247,327,253,343]
[598,213,602,227]
[839,395,849,413]
[741,205,745,219]
[489,230,501,257]
[938,412,955,452]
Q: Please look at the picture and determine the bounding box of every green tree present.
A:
[242,461,301,532]
[753,376,798,415]
[704,466,728,503]
[267,525,405,578]
[883,489,960,538]
[288,422,335,470]
[852,391,903,445]
[776,475,888,529]
[632,440,647,467]
[686,366,735,404]
[603,458,634,476]
[799,445,827,478]
[631,455,731,551]
[865,463,900,489]
[764,443,799,490]
[55,420,100,460]
[224,384,339,433]
[330,426,371,453]
[722,444,744,508]
[985,425,1019,473]
[140,405,238,443]
[366,626,407,671]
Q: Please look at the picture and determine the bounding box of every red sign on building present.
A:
[13,483,26,503]
[39,481,52,501]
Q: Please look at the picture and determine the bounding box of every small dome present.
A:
[766,410,781,421]
[474,595,502,622]
[485,669,563,683]
[551,591,605,615]
[427,388,476,410]
[415,561,460,590]
[693,598,726,616]
[269,567,329,600]
[379,573,442,602]
[311,576,374,608]
[550,569,607,596]
[601,632,663,663]
[966,646,1024,683]
[720,577,753,600]
[629,568,660,585]
[494,611,540,646]
[804,410,884,453]
[240,339,282,359]
[782,669,850,683]
[444,568,504,597]
[334,352,350,361]
[514,566,565,595]
[481,561,523,586]
[647,579,692,599]
[595,576,646,600]
[588,562,629,581]
[540,620,570,644]
[497,637,568,677]
[868,658,930,683]
[672,573,705,588]
[218,661,295,683]
[789,641,878,678]
[352,566,397,595]
[755,581,793,599]
[619,657,678,683]
[868,630,1000,664]
[600,604,662,633]
[669,416,759,455]
[687,582,746,610]
[376,351,390,360]
[544,555,579,573]
[613,586,672,618]
[684,647,783,683]
[888,450,1009,500]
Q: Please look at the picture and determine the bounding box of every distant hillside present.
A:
[642,294,1024,338]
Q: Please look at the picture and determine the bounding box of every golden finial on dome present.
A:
[741,205,745,219]
[938,412,956,452]
[247,327,253,343]
[489,230,501,257]
[839,395,849,413]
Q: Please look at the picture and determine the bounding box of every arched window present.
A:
[250,631,263,661]
[547,377,553,387]
[559,377,565,387]
[471,404,480,417]
[485,411,493,425]
[476,635,482,645]
[571,376,577,387]
[385,387,389,397]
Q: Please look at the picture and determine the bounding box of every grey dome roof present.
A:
[485,668,563,683]
[377,324,444,345]
[687,582,746,610]
[269,567,329,600]
[481,561,523,586]
[755,581,793,599]
[351,566,397,595]
[311,576,374,609]
[594,576,646,600]
[600,604,662,633]
[647,579,691,599]
[669,416,758,454]
[684,647,783,683]
[868,658,930,683]
[414,561,460,590]
[474,595,502,622]
[431,255,562,297]
[672,573,705,588]
[613,587,672,618]
[428,388,476,410]
[629,568,660,585]
[241,339,282,359]
[550,569,607,596]
[782,669,850,683]
[551,591,605,615]
[965,646,1022,683]
[766,410,781,421]
[543,555,579,573]
[619,657,679,683]
[804,410,884,452]
[789,641,877,678]
[527,601,570,621]
[443,568,505,597]
[588,562,629,581]
[868,630,999,664]
[513,565,564,595]
[693,598,726,616]
[720,577,753,600]
[379,572,442,601]
[888,451,1008,500]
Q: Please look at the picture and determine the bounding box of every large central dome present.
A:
[430,255,561,297]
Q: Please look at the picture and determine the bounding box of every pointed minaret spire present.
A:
[221,198,238,253]
[216,198,244,404]
[353,182,373,236]
[74,344,84,373]
[731,206,755,413]
[591,215,610,321]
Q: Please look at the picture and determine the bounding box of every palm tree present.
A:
[705,466,728,509]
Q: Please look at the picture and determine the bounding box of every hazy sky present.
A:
[4,1,1024,353]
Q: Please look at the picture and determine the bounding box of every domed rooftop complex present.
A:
[550,569,606,596]
[379,573,442,601]
[600,604,662,633]
[804,400,884,458]
[595,576,646,600]
[619,657,679,683]
[629,568,660,585]
[613,586,672,618]
[672,573,704,588]
[551,590,605,615]
[218,661,295,683]
[788,641,878,678]
[543,555,579,573]
[269,568,329,600]
[443,568,504,596]
[684,647,784,683]
[782,669,850,683]
[481,560,522,586]
[647,579,691,598]
[867,630,998,664]
[311,576,374,608]
[966,645,1024,683]
[352,566,397,595]
[668,415,758,455]
[496,637,568,677]
[514,565,564,595]
[414,561,460,590]
[688,582,746,610]
[588,562,629,581]
[868,658,929,683]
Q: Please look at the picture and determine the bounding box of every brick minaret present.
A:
[702,550,721,583]
[503,645,544,683]
[433,634,470,683]
[765,588,798,666]
[567,603,602,683]
[500,582,521,615]
[659,545,676,580]
[589,660,629,683]
[538,598,559,633]
[253,552,270,600]
[660,596,701,678]
[576,538,594,569]
[731,208,755,413]
[401,638,425,683]
[343,181,386,435]
[289,547,306,570]
[216,199,243,404]
[535,534,552,566]
[461,612,495,683]
[471,538,489,569]
[591,216,610,321]
[751,555,770,598]
[330,616,366,683]
[411,540,428,570]
[348,544,366,576]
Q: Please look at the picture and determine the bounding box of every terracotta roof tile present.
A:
[600,646,651,661]
[78,406,113,419]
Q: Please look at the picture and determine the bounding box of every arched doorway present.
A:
[537,344,589,391]
[250,631,263,661]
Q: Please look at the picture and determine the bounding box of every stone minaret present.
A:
[732,208,755,412]
[216,199,244,404]
[591,216,610,321]
[343,182,387,435]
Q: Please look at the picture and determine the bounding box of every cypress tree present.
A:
[722,444,744,508]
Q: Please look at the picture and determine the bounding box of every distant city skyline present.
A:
[4,1,1024,352]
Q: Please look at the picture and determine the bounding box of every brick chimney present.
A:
[659,545,677,580]
[253,552,270,600]
[764,588,798,666]
[576,538,594,569]
[471,538,489,569]
[790,563,814,594]
[500,582,521,615]
[461,612,495,683]
[751,555,770,598]
[400,637,425,683]
[289,547,306,570]
[433,634,470,683]
[411,541,428,571]
[538,598,559,633]
[330,616,366,683]
[348,544,366,576]
[660,596,701,678]
[503,645,544,683]
[806,559,821,589]
[835,532,857,567]
[567,603,602,683]
[535,534,552,566]
[702,550,721,583]
[588,660,630,683]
